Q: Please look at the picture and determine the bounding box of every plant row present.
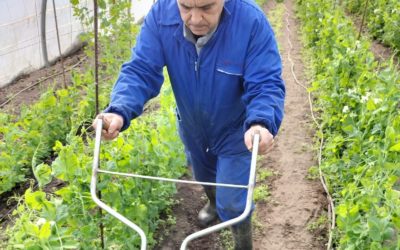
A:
[0,89,74,194]
[5,79,186,249]
[0,0,136,195]
[297,0,400,249]
[341,0,400,52]
[2,0,187,248]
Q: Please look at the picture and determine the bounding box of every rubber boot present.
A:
[231,219,253,250]
[198,186,217,227]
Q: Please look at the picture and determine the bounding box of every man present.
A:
[94,0,285,248]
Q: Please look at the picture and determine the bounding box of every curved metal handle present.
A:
[91,117,260,250]
[90,118,147,250]
[180,133,260,249]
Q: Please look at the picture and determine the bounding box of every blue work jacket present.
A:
[105,0,285,156]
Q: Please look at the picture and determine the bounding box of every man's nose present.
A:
[190,8,202,24]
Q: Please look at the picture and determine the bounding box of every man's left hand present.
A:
[244,125,274,154]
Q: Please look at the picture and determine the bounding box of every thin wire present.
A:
[93,0,104,248]
[94,1,99,115]
[283,3,334,250]
[357,0,370,40]
[97,169,249,189]
[52,0,67,88]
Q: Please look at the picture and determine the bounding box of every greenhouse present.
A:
[0,0,399,249]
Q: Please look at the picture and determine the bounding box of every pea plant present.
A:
[3,0,187,249]
[0,87,77,195]
[297,0,400,249]
[342,0,400,52]
[6,81,186,249]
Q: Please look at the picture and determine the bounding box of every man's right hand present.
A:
[92,113,124,140]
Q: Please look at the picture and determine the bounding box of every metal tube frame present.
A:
[91,118,260,250]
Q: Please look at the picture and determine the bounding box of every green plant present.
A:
[307,166,320,180]
[257,168,274,182]
[0,87,77,194]
[253,184,270,203]
[307,213,329,232]
[219,229,234,250]
[6,77,187,248]
[342,0,400,51]
[4,1,188,248]
[297,0,400,248]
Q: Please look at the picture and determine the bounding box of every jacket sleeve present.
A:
[242,15,285,136]
[104,4,165,131]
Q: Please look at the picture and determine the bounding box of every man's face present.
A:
[177,0,224,36]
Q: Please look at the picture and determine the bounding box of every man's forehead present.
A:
[178,0,223,7]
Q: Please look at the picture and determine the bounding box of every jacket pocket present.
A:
[216,63,243,76]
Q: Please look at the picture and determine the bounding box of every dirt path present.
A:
[154,173,224,250]
[252,1,327,249]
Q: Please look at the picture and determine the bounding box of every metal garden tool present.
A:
[91,117,260,250]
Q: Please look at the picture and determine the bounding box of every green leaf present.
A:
[98,0,106,9]
[52,146,79,181]
[389,142,400,152]
[12,245,27,249]
[39,221,51,240]
[34,163,52,188]
[55,187,73,202]
[366,99,376,111]
[368,216,390,242]
[368,217,382,241]
[25,188,47,210]
[26,245,42,250]
[336,204,347,218]
[370,242,382,250]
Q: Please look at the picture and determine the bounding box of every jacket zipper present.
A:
[194,55,209,152]
[194,59,199,79]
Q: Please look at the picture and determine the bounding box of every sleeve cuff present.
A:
[244,118,276,136]
[103,105,131,132]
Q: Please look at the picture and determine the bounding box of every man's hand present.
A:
[92,113,124,140]
[244,124,274,154]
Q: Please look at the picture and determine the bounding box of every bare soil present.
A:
[154,173,225,250]
[253,1,327,249]
[0,49,86,115]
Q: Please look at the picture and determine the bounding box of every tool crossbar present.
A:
[97,169,249,189]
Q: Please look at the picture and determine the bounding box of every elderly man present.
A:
[94,0,285,248]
